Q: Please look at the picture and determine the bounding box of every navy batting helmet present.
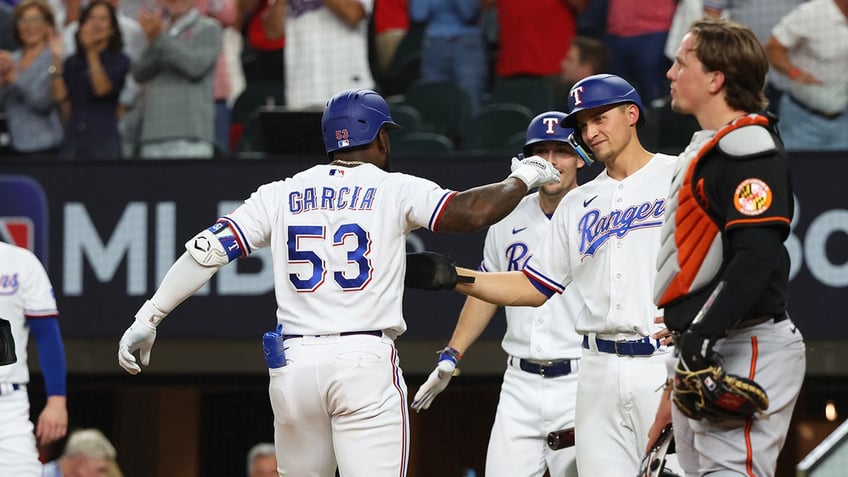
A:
[321,89,399,154]
[560,74,645,128]
[522,111,575,156]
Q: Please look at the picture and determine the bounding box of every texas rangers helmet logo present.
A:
[570,86,585,106]
[733,178,772,216]
[542,117,559,134]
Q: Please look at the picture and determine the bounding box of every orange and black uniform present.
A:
[656,114,792,337]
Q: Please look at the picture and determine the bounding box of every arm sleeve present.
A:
[28,317,67,397]
[150,252,222,314]
[688,225,785,338]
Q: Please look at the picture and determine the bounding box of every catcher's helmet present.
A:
[522,111,575,156]
[321,88,399,154]
[560,74,645,128]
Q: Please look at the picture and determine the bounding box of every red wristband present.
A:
[788,67,801,79]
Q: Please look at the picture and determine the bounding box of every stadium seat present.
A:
[230,81,286,152]
[379,23,425,96]
[388,104,423,138]
[459,103,534,155]
[400,80,472,142]
[486,76,556,116]
[392,132,455,156]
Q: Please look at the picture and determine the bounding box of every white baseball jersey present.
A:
[479,192,582,477]
[0,241,58,384]
[222,163,454,336]
[0,241,57,477]
[480,193,583,360]
[285,0,376,109]
[524,154,677,338]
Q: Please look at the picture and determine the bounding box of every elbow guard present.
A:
[186,222,243,267]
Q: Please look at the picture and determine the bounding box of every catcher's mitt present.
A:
[672,357,769,420]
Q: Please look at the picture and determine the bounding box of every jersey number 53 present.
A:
[287,224,372,292]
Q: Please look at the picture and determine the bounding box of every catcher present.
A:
[650,18,805,477]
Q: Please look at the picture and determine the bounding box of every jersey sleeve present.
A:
[22,251,58,319]
[394,173,457,233]
[719,154,792,233]
[522,199,573,297]
[220,180,282,254]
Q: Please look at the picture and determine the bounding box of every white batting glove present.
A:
[411,346,461,412]
[118,300,166,375]
[508,154,560,190]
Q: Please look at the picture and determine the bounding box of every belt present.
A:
[737,312,788,328]
[510,356,575,377]
[788,94,844,120]
[582,335,659,356]
[283,330,382,341]
[0,383,23,396]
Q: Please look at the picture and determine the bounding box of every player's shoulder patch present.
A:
[733,178,773,216]
[717,125,777,160]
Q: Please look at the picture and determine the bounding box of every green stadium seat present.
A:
[460,103,534,155]
[392,132,455,157]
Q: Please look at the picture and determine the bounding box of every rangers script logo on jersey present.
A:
[578,199,666,257]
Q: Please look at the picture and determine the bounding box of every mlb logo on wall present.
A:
[0,175,49,264]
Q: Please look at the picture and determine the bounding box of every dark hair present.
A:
[75,0,124,54]
[12,0,55,45]
[688,18,768,112]
[571,36,610,75]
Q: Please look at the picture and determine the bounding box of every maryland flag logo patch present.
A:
[734,178,772,216]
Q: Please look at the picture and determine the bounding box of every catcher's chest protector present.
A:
[654,115,772,307]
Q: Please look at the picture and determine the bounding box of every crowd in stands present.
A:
[0,0,845,159]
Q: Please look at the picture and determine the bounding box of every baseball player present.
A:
[652,18,805,476]
[0,241,68,477]
[116,88,560,476]
[411,111,584,477]
[406,74,679,475]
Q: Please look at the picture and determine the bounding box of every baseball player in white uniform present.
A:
[410,111,584,477]
[0,241,68,477]
[116,88,560,476]
[405,74,680,476]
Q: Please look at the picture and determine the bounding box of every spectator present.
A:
[63,0,148,158]
[372,0,408,79]
[133,0,222,159]
[0,1,15,50]
[704,0,805,115]
[237,0,284,84]
[604,0,676,106]
[0,0,64,155]
[197,0,237,155]
[765,0,848,151]
[0,240,68,477]
[42,428,119,477]
[410,0,486,115]
[282,0,375,109]
[50,0,130,158]
[492,0,588,95]
[558,35,609,110]
[246,442,277,477]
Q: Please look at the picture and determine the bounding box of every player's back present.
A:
[225,163,453,337]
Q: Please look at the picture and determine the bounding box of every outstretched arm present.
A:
[455,268,547,307]
[437,155,560,233]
